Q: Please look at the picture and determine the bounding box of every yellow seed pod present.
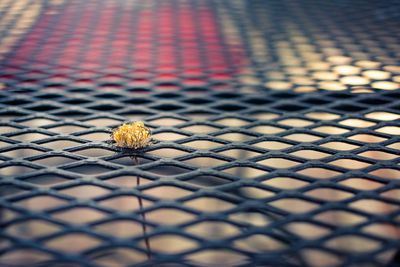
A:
[111,121,152,149]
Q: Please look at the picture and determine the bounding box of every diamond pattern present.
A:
[0,0,399,266]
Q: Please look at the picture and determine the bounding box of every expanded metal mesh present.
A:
[0,0,400,266]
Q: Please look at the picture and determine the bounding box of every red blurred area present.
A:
[3,1,245,89]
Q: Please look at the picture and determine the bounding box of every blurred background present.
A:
[0,0,399,266]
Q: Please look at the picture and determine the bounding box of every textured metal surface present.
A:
[0,0,400,266]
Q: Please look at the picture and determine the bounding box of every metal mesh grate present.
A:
[0,0,400,266]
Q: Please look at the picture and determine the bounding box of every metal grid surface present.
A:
[0,0,400,266]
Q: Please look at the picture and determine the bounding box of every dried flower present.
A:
[111,121,152,149]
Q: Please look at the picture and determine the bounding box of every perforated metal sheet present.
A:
[0,0,400,266]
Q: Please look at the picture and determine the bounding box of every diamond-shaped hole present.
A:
[329,159,370,170]
[217,132,255,142]
[386,142,400,149]
[365,112,400,121]
[184,98,212,105]
[103,175,151,187]
[0,140,12,148]
[238,186,275,199]
[253,141,293,150]
[144,235,197,253]
[184,112,213,121]
[350,199,399,214]
[258,158,301,168]
[263,177,309,189]
[341,76,369,86]
[45,233,101,253]
[285,222,330,239]
[78,132,111,142]
[33,156,76,166]
[150,118,185,126]
[72,148,115,157]
[152,132,187,141]
[183,140,224,149]
[143,186,192,200]
[0,249,52,266]
[250,125,285,134]
[301,249,342,267]
[279,119,314,127]
[274,103,306,112]
[321,141,360,151]
[381,189,400,200]
[146,208,195,225]
[372,81,399,90]
[333,65,361,75]
[229,212,271,227]
[184,175,232,187]
[23,174,69,186]
[358,150,398,160]
[100,196,152,212]
[64,164,115,175]
[186,222,240,239]
[284,133,322,142]
[305,188,353,201]
[5,219,60,238]
[218,149,262,159]
[183,156,228,168]
[89,248,146,266]
[312,126,350,134]
[149,148,188,158]
[326,235,381,253]
[215,118,248,126]
[270,198,318,213]
[54,110,90,117]
[298,168,341,179]
[305,112,340,120]
[340,178,384,190]
[0,208,18,223]
[313,71,339,80]
[95,220,153,238]
[181,124,219,134]
[60,185,110,199]
[21,118,56,127]
[85,118,121,127]
[2,148,43,158]
[147,164,191,176]
[10,132,51,142]
[152,103,184,111]
[369,168,400,179]
[250,112,279,120]
[315,210,367,226]
[214,103,246,112]
[40,140,84,150]
[0,184,27,196]
[47,125,87,134]
[234,234,286,252]
[17,196,67,211]
[109,156,151,166]
[0,126,19,134]
[52,207,106,224]
[340,119,375,128]
[290,150,330,159]
[349,134,387,143]
[222,166,268,179]
[185,197,234,212]
[332,103,365,112]
[186,250,247,266]
[362,223,399,239]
